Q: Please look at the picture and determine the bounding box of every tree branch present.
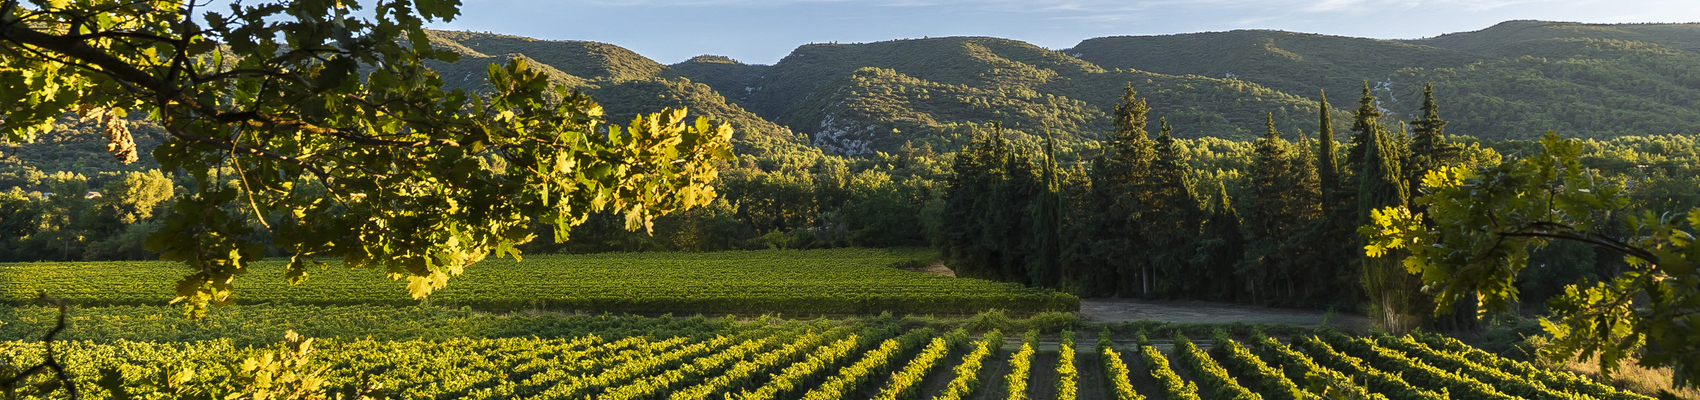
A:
[0,293,80,399]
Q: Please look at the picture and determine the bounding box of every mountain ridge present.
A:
[421,20,1700,157]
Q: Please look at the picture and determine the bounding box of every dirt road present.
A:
[1078,298,1367,329]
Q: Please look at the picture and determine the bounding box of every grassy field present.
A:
[0,249,1077,315]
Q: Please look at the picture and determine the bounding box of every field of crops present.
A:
[0,249,1076,315]
[0,321,1653,400]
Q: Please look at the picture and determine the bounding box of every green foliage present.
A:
[0,249,1077,315]
[871,336,950,400]
[0,0,738,320]
[1321,331,1518,400]
[1175,333,1264,400]
[1056,330,1078,400]
[932,330,1002,400]
[1002,330,1039,400]
[1362,132,1700,387]
[1211,334,1315,400]
[1296,335,1448,400]
[800,328,932,400]
[1140,343,1202,400]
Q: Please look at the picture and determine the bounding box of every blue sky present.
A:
[425,0,1700,65]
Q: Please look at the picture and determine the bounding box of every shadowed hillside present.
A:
[423,31,817,158]
[733,36,1325,154]
[1071,20,1700,140]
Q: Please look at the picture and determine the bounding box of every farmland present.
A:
[0,250,1661,399]
[0,318,1656,400]
[0,249,1076,315]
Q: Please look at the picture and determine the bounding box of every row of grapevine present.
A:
[1057,330,1079,400]
[1139,340,1202,400]
[1320,331,1518,400]
[3,325,1670,400]
[667,328,849,400]
[1098,332,1144,400]
[1254,336,1389,400]
[932,330,1003,400]
[873,336,955,400]
[1004,330,1039,400]
[1409,332,1651,400]
[1375,334,1587,400]
[1211,332,1316,400]
[595,330,792,398]
[524,333,754,399]
[1296,335,1447,400]
[800,328,934,400]
[1175,333,1264,400]
[729,329,889,400]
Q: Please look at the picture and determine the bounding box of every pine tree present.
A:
[1406,83,1457,197]
[1149,118,1204,295]
[1244,113,1297,304]
[1345,81,1382,174]
[1088,85,1158,297]
[1193,183,1245,302]
[1289,130,1323,222]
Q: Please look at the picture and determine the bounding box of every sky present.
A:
[424,0,1700,65]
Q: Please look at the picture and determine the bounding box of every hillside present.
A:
[1071,20,1700,140]
[9,21,1698,176]
[722,36,1326,154]
[422,30,818,159]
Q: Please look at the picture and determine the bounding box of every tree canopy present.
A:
[0,0,734,318]
[1362,133,1700,389]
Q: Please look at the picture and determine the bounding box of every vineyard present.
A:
[0,320,1656,400]
[0,249,1076,315]
[0,249,1663,399]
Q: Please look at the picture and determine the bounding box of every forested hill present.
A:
[1070,20,1700,141]
[419,21,1700,157]
[426,31,1325,157]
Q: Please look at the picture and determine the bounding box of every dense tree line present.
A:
[937,83,1700,323]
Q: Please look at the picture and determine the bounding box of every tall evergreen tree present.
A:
[1345,81,1382,174]
[1406,83,1457,197]
[1149,118,1205,295]
[1244,113,1298,304]
[1088,85,1158,297]
[1357,121,1421,332]
[1030,129,1065,288]
[1316,91,1341,212]
[943,124,1030,281]
[1193,183,1245,302]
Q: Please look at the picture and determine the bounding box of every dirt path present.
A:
[904,265,1365,329]
[1079,299,1368,330]
[904,261,957,277]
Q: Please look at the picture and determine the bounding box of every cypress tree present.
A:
[1031,129,1064,288]
[1357,128,1408,220]
[1316,91,1340,211]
